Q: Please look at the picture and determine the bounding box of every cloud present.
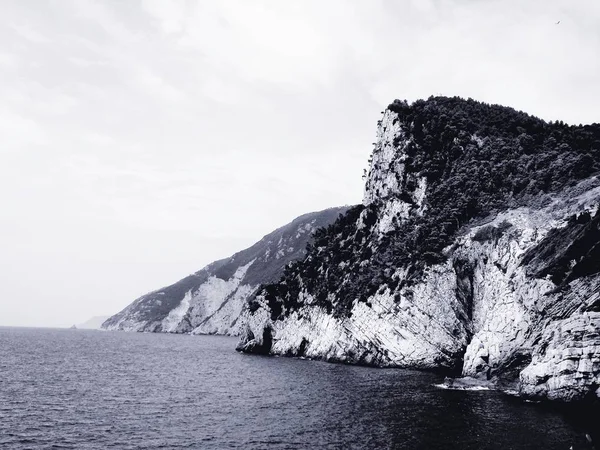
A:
[140,0,187,34]
[70,0,144,45]
[68,56,110,67]
[134,68,186,102]
[0,52,18,67]
[0,108,47,151]
[10,23,51,43]
[172,1,337,89]
[1,0,599,327]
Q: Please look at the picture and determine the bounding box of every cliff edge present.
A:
[238,96,600,402]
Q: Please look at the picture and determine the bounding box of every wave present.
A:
[434,383,491,391]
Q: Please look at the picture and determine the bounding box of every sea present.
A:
[0,327,597,449]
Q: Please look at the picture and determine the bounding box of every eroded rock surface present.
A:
[238,97,600,402]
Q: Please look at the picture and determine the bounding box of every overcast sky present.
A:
[1,0,599,328]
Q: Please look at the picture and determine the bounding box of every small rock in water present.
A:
[435,376,493,391]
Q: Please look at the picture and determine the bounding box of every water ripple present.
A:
[0,327,597,449]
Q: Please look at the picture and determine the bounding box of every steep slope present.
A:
[102,207,349,335]
[238,96,600,402]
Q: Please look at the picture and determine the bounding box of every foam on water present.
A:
[433,383,491,391]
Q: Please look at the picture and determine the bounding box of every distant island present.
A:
[73,316,110,330]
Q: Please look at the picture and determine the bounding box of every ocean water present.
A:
[0,327,597,449]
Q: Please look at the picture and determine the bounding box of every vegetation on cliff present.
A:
[255,96,600,320]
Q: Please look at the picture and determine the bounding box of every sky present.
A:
[1,0,599,328]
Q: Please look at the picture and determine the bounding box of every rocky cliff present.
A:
[102,207,349,335]
[238,96,600,402]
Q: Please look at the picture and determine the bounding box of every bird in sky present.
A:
[555,20,561,25]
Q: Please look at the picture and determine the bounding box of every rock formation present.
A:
[238,96,600,402]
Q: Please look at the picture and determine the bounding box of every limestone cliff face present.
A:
[238,97,600,402]
[101,207,349,335]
